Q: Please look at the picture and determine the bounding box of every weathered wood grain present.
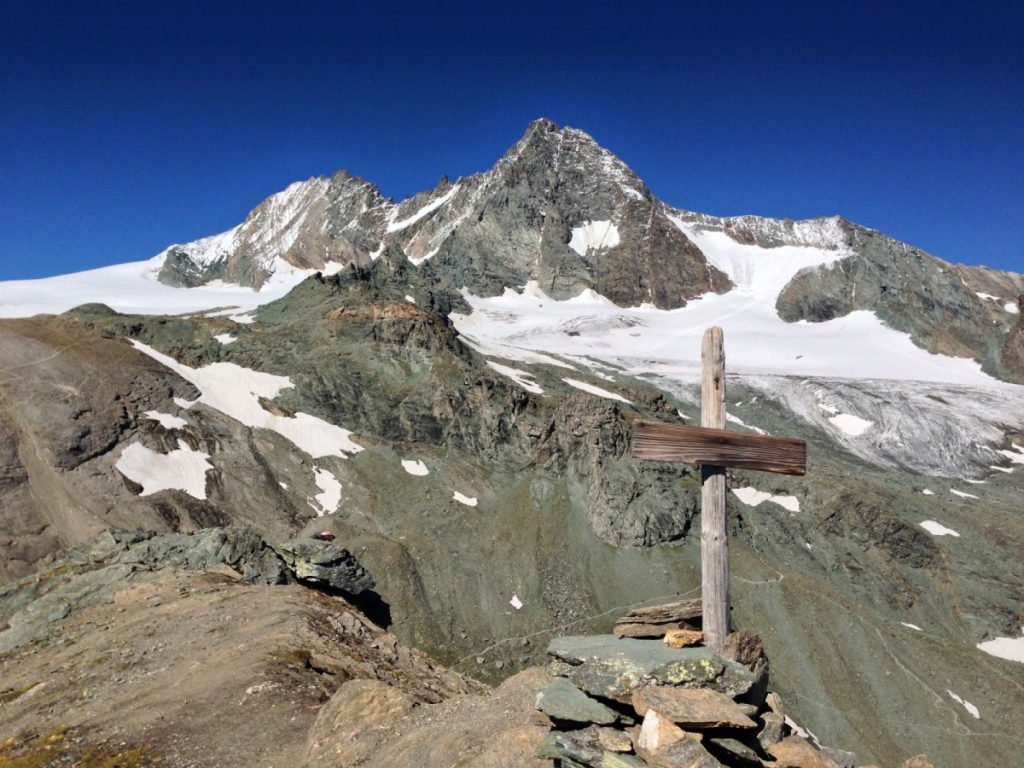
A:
[630,422,807,476]
[701,327,730,652]
[617,598,703,624]
[614,597,703,638]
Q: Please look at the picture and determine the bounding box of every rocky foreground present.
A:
[1,528,937,768]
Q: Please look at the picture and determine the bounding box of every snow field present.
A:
[487,362,544,395]
[0,256,312,319]
[309,467,342,516]
[562,378,630,403]
[130,341,362,458]
[143,410,188,430]
[975,629,1024,663]
[115,440,212,500]
[568,221,620,256]
[452,220,1005,385]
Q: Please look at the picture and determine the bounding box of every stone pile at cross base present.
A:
[533,600,934,768]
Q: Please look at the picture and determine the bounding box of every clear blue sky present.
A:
[2,1,1022,280]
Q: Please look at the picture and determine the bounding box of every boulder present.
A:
[636,708,689,753]
[768,736,843,768]
[632,687,757,730]
[757,711,785,751]
[547,635,754,702]
[723,629,765,670]
[534,677,624,725]
[536,727,646,767]
[274,538,374,594]
[305,679,418,768]
[664,629,704,648]
[596,727,634,753]
[642,737,725,768]
[705,737,764,767]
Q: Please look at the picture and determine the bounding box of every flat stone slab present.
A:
[534,677,623,725]
[633,686,757,730]
[536,727,646,767]
[642,737,725,768]
[547,635,754,701]
[768,736,843,768]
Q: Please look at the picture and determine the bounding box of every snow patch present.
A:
[901,622,923,631]
[452,491,478,507]
[1005,301,1019,314]
[143,410,188,430]
[404,295,416,304]
[309,466,342,516]
[387,185,461,233]
[562,378,631,403]
[726,413,766,435]
[568,221,620,256]
[828,413,873,437]
[229,313,255,324]
[510,594,523,610]
[997,444,1024,464]
[732,487,801,512]
[214,333,237,345]
[947,690,980,719]
[115,440,212,500]
[919,520,960,537]
[401,459,429,476]
[950,488,978,500]
[0,256,312,319]
[920,489,935,495]
[487,361,544,395]
[172,397,196,409]
[130,340,362,459]
[784,716,819,745]
[976,628,1024,663]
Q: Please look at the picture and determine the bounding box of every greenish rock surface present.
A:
[274,538,374,594]
[547,636,753,701]
[534,677,624,725]
[774,224,1023,382]
[536,727,647,767]
[642,736,724,768]
[0,527,372,654]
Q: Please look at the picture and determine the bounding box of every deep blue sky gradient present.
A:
[2,1,1022,280]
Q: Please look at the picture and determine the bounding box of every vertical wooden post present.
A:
[701,326,729,651]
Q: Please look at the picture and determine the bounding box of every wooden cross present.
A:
[631,327,806,652]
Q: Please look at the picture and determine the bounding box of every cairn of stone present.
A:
[533,601,933,768]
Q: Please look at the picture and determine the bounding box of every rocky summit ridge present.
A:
[153,117,1023,383]
[0,120,1023,768]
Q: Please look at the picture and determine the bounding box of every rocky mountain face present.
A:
[153,119,1021,381]
[775,224,1024,382]
[158,170,390,287]
[2,120,1023,768]
[161,119,734,307]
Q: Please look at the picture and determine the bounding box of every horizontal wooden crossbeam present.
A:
[631,420,806,476]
